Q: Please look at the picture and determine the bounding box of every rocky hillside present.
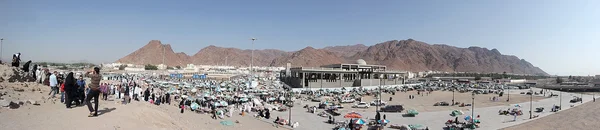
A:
[323,44,369,58]
[190,45,289,67]
[269,47,344,67]
[116,40,190,66]
[351,39,547,75]
[116,39,548,75]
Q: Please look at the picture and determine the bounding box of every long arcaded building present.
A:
[279,59,408,88]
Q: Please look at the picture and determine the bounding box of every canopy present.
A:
[353,119,366,125]
[344,112,362,118]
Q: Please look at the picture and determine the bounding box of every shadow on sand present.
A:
[97,107,117,116]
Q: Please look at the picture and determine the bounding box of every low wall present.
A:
[292,83,423,92]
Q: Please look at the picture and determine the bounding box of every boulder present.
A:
[14,88,24,92]
[8,101,19,109]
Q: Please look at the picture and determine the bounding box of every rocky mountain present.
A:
[116,39,548,75]
[190,45,289,67]
[270,47,344,67]
[351,39,547,75]
[116,40,190,66]
[323,44,369,57]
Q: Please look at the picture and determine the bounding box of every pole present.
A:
[471,92,475,125]
[507,88,510,102]
[452,88,455,106]
[250,38,255,77]
[288,92,293,126]
[530,88,533,119]
[162,44,165,66]
[559,88,562,110]
[0,38,3,62]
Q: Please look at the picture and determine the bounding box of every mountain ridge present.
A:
[116,39,548,75]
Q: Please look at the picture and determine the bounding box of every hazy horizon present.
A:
[1,0,599,76]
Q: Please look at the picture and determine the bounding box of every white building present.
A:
[157,64,167,70]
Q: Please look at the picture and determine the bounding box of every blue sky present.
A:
[1,0,599,76]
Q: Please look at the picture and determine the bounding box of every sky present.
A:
[1,0,599,76]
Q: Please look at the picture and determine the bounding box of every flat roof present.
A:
[320,64,386,68]
[289,67,406,74]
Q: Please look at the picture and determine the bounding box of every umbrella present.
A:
[408,124,423,129]
[353,119,366,125]
[214,102,221,107]
[378,119,390,124]
[464,115,472,121]
[220,120,234,126]
[239,98,249,102]
[279,96,286,101]
[344,112,362,118]
[220,101,229,106]
[407,109,419,116]
[191,102,200,110]
[191,88,198,93]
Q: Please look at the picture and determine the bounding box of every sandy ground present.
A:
[502,98,600,130]
[340,90,547,113]
[0,83,286,130]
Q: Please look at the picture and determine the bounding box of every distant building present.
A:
[279,59,408,88]
[157,64,167,70]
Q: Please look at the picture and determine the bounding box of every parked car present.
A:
[434,101,450,106]
[379,105,404,112]
[370,99,387,106]
[352,102,370,108]
[570,97,582,103]
[340,99,356,103]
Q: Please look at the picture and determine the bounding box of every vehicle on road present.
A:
[352,102,370,108]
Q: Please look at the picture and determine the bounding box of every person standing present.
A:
[48,72,59,99]
[64,72,80,108]
[85,67,102,117]
[77,76,86,104]
[123,83,130,104]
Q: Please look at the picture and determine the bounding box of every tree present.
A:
[145,64,158,70]
[475,76,482,81]
[118,65,127,70]
[167,67,175,70]
[502,72,507,79]
[175,66,182,69]
[556,77,563,84]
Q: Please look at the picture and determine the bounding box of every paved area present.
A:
[267,88,594,130]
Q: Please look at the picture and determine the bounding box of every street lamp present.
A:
[250,38,256,76]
